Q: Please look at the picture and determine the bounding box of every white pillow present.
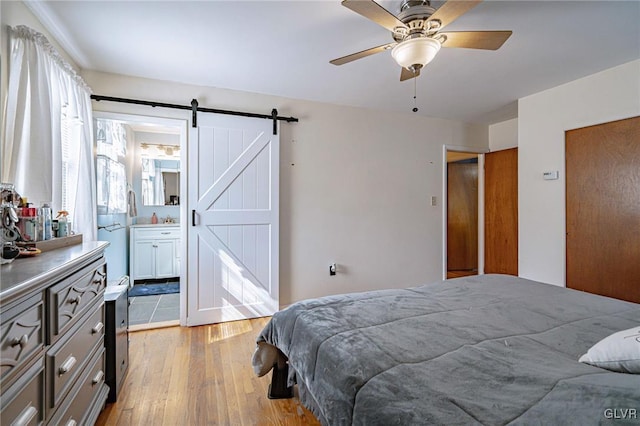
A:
[579,326,640,373]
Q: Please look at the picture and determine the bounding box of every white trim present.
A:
[93,111,189,326]
[442,145,489,280]
[24,0,91,69]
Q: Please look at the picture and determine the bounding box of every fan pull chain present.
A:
[412,71,419,112]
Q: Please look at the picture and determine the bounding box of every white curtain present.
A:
[2,26,96,241]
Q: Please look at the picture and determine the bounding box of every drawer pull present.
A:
[13,404,37,426]
[121,319,126,327]
[92,278,103,284]
[161,231,171,235]
[66,420,77,426]
[59,355,77,375]
[96,270,106,277]
[10,334,29,348]
[92,370,104,385]
[68,295,81,304]
[92,321,104,334]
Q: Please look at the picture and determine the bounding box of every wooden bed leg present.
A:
[268,360,293,399]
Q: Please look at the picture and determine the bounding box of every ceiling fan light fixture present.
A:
[391,37,441,70]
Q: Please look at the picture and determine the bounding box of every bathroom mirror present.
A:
[141,158,180,206]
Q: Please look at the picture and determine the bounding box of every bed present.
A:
[253,274,640,425]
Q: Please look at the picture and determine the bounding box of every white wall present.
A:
[518,59,640,286]
[83,70,488,305]
[489,118,518,151]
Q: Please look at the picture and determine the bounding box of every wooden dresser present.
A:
[0,241,110,426]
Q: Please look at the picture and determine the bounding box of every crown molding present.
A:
[24,0,90,69]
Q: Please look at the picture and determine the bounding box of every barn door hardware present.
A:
[91,95,298,134]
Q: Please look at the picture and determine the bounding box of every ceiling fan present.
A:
[330,0,512,81]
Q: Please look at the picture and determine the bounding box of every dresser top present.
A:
[0,241,109,302]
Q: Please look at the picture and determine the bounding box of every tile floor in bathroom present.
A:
[128,293,180,325]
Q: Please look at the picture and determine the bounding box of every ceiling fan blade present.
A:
[400,67,421,82]
[428,0,482,30]
[330,43,396,66]
[440,31,512,50]
[341,0,405,32]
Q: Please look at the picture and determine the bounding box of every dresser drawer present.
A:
[0,294,44,381]
[48,348,106,426]
[133,226,180,240]
[48,259,106,341]
[46,305,105,409]
[0,358,45,426]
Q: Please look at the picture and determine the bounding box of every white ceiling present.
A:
[29,0,640,124]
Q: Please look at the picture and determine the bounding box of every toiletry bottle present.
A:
[151,212,158,224]
[23,208,38,241]
[40,203,53,240]
[57,211,69,237]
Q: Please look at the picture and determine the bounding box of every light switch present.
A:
[431,196,437,206]
[329,263,337,276]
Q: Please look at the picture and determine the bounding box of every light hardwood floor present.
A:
[446,269,477,279]
[96,317,320,426]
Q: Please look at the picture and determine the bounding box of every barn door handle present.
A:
[192,210,196,227]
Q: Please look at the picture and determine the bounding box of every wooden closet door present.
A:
[566,116,640,303]
[484,148,518,275]
[447,161,478,273]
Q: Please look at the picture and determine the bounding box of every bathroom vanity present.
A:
[129,224,180,282]
[0,241,110,426]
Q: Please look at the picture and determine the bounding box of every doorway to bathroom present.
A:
[93,111,187,330]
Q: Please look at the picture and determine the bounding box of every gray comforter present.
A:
[257,275,640,425]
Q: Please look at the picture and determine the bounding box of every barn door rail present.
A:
[90,95,298,135]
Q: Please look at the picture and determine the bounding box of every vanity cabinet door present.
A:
[132,240,155,280]
[154,239,175,278]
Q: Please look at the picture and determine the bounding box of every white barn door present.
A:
[187,114,279,326]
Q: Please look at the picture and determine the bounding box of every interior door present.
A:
[566,116,640,303]
[187,114,279,326]
[447,159,478,276]
[484,148,518,275]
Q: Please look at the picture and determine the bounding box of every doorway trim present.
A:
[442,145,488,280]
[93,111,189,326]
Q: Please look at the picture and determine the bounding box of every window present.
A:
[61,105,83,215]
[95,119,127,214]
